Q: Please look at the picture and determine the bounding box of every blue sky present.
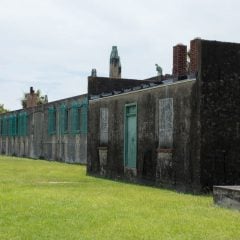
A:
[0,0,240,110]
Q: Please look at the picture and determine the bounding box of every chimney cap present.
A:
[30,87,34,94]
[177,43,184,45]
[174,43,187,47]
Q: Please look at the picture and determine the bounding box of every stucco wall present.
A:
[87,79,200,191]
[199,40,240,189]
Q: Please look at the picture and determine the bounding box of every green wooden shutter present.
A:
[59,105,69,134]
[80,104,87,134]
[76,107,80,132]
[18,114,21,136]
[2,116,5,136]
[81,97,88,134]
[48,107,56,135]
[2,117,5,136]
[4,116,8,136]
[8,115,11,136]
[18,112,26,136]
[74,103,77,133]
[48,107,53,135]
[23,112,28,136]
[71,102,77,134]
[12,114,16,136]
[0,117,3,136]
[0,117,2,136]
[12,114,17,136]
[2,117,4,136]
[19,113,23,136]
[64,107,68,133]
[7,116,9,136]
[60,105,63,134]
[7,115,10,136]
[9,115,12,136]
[48,108,52,134]
[71,99,88,134]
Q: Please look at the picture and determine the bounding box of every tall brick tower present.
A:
[173,44,187,79]
[189,38,201,77]
[109,46,121,78]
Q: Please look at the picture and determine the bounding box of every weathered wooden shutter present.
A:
[80,103,87,134]
[18,114,21,136]
[71,99,88,134]
[12,114,17,136]
[71,102,78,134]
[9,115,13,136]
[4,116,8,136]
[48,107,56,135]
[60,105,64,134]
[60,104,69,134]
[0,117,2,136]
[23,112,28,136]
[64,107,68,133]
[71,102,75,133]
[17,113,21,136]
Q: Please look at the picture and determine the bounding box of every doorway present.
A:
[124,103,137,168]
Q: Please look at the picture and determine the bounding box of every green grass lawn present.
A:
[0,156,239,240]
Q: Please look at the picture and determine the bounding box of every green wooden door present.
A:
[124,104,137,168]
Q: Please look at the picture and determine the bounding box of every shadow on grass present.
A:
[87,172,212,198]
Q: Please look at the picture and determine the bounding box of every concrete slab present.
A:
[213,186,240,210]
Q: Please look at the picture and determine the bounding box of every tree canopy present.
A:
[0,104,9,114]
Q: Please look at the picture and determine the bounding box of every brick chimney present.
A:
[189,38,201,77]
[26,87,38,108]
[173,44,187,79]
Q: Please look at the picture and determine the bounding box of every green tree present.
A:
[0,104,9,114]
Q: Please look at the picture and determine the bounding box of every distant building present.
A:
[0,94,88,164]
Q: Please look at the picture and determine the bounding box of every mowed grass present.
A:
[0,156,239,240]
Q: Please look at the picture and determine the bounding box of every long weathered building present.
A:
[0,94,88,164]
[0,39,239,192]
[87,39,240,192]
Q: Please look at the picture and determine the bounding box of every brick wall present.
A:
[189,38,201,76]
[26,93,38,108]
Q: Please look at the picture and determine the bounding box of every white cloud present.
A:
[0,0,240,109]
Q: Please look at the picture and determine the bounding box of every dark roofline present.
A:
[0,93,87,115]
[89,78,196,101]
